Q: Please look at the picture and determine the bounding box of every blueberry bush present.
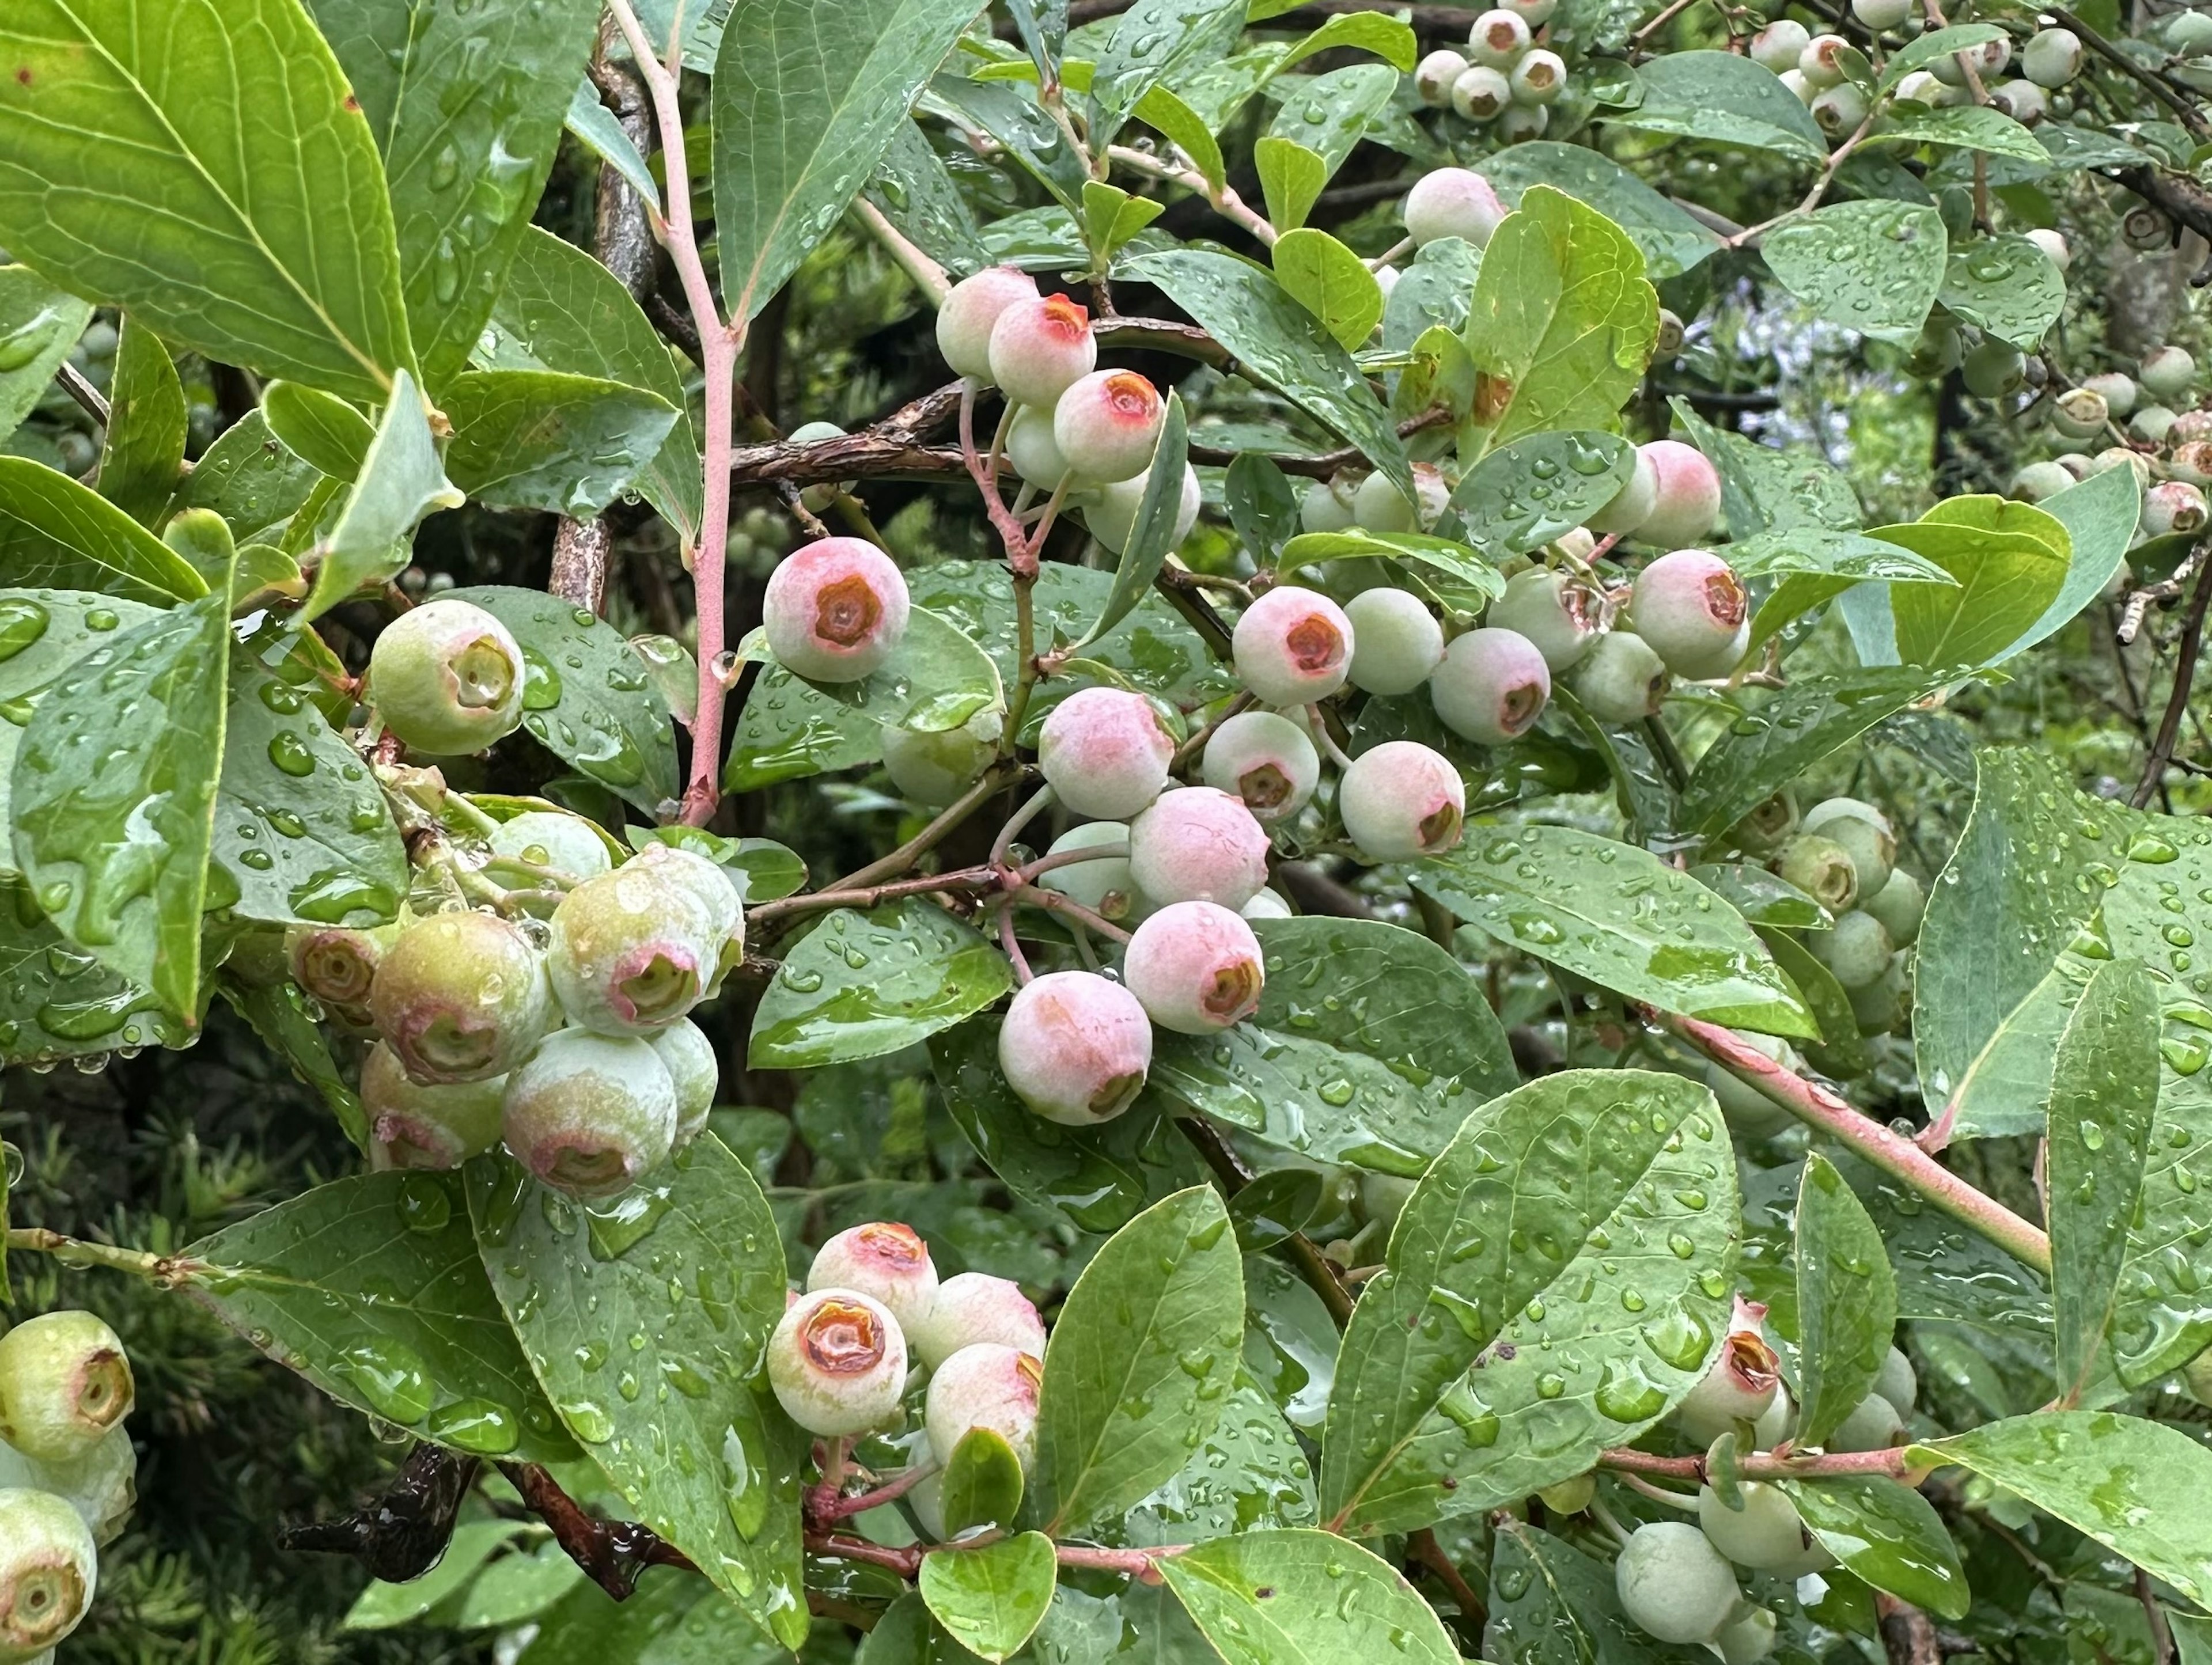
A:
[1,0,2211,1660]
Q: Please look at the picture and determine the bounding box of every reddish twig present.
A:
[501,1462,698,1599]
[2132,540,2212,808]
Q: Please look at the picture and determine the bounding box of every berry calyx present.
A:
[0,1487,96,1658]
[1122,900,1266,1034]
[768,1288,908,1438]
[1630,549,1750,678]
[988,294,1096,408]
[1201,710,1321,822]
[808,1223,941,1336]
[1430,627,1551,745]
[1772,832,1861,912]
[924,1342,1043,1473]
[1338,741,1465,860]
[370,910,556,1084]
[1487,567,1604,670]
[501,1029,678,1199]
[997,970,1154,1124]
[1233,585,1354,706]
[1343,587,1445,696]
[285,921,393,1016]
[367,599,527,756]
[362,1040,506,1170]
[762,537,911,685]
[1675,1311,1782,1445]
[1801,797,1895,898]
[1053,370,1165,484]
[1037,687,1176,818]
[911,1273,1048,1371]
[548,864,718,1036]
[937,266,1040,383]
[1128,787,1272,909]
[0,1313,133,1464]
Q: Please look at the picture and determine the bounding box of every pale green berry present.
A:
[1728,788,1800,855]
[808,1223,940,1337]
[1431,627,1551,745]
[370,910,556,1085]
[25,1423,135,1548]
[882,711,1002,808]
[1826,1393,1905,1451]
[1615,1522,1738,1645]
[363,1040,506,1170]
[1772,832,1859,913]
[768,1289,908,1438]
[548,866,719,1036]
[1676,1323,1782,1446]
[1537,1472,1595,1514]
[1570,631,1669,723]
[1716,1603,1778,1665]
[1038,822,1141,923]
[1802,797,1895,897]
[1082,462,1201,555]
[1862,870,1924,947]
[1698,1482,1816,1569]
[630,842,746,993]
[0,1315,131,1467]
[2012,461,2075,502]
[925,1343,1043,1473]
[1003,404,1073,490]
[937,267,1040,382]
[1452,62,1512,120]
[1510,49,1565,103]
[910,1273,1047,1372]
[2129,406,2176,446]
[1962,338,2027,399]
[1242,887,1293,920]
[1810,81,1869,136]
[2142,346,2197,402]
[1873,1344,1916,1412]
[501,1030,677,1199]
[1487,567,1603,671]
[0,1487,96,1659]
[1415,47,1471,105]
[1343,588,1445,696]
[285,921,395,1016]
[1815,910,1893,991]
[1300,476,1358,534]
[1201,710,1321,822]
[1750,19,1809,73]
[1339,741,1464,860]
[2083,370,2138,417]
[1403,167,1508,248]
[367,600,527,756]
[488,811,613,880]
[650,1018,717,1143]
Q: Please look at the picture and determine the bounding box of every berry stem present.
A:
[1017,841,1130,883]
[1600,1444,1922,1482]
[995,898,1035,985]
[989,786,1056,869]
[827,763,1028,894]
[748,865,1000,926]
[821,1461,937,1522]
[1107,145,1278,246]
[1013,882,1134,945]
[1660,1012,2054,1274]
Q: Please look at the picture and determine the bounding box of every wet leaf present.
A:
[441,368,679,517]
[1669,396,1863,537]
[1781,1476,1968,1619]
[1161,1530,1459,1664]
[449,1536,587,1629]
[1991,460,2139,664]
[919,1533,1056,1662]
[1881,499,2071,668]
[0,590,156,877]
[0,874,190,1067]
[1448,430,1635,556]
[1762,200,1947,342]
[1255,137,1330,234]
[262,382,375,480]
[301,370,463,621]
[1485,1518,1708,1665]
[1793,1152,1896,1446]
[0,459,206,603]
[0,268,90,444]
[1085,0,1247,149]
[1263,64,1397,182]
[1272,230,1384,351]
[1940,233,2067,350]
[1478,143,1722,279]
[1873,105,2047,165]
[864,120,995,280]
[1878,23,2008,90]
[940,1427,1025,1536]
[167,412,327,547]
[749,900,1012,1070]
[1381,237,1480,352]
[1611,49,1827,161]
[222,977,367,1148]
[94,315,188,526]
[1117,1369,1316,1545]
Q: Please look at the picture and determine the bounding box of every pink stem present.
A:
[824,1461,937,1522]
[1602,1444,1923,1481]
[1055,1542,1187,1582]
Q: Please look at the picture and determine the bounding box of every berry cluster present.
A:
[0,1313,138,1662]
[2007,348,2211,543]
[1411,2,1565,144]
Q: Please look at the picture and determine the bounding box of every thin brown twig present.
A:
[1177,1115,1356,1326]
[1409,1529,1487,1626]
[2132,540,2212,807]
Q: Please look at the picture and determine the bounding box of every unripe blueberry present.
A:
[1128,787,1272,909]
[1202,711,1321,822]
[1773,832,1860,912]
[488,811,613,880]
[1654,308,1686,359]
[1893,68,1945,103]
[548,865,718,1036]
[768,1288,908,1437]
[630,843,746,992]
[2012,460,2075,502]
[502,1030,677,1197]
[0,1488,96,1659]
[1123,900,1264,1034]
[911,1273,1048,1371]
[2026,226,2071,270]
[1570,630,1669,723]
[28,1424,134,1549]
[1039,822,1140,923]
[1717,1604,1779,1665]
[1675,1319,1782,1446]
[1510,49,1565,104]
[925,1343,1044,1473]
[1403,168,1509,249]
[2171,10,2212,55]
[1827,1392,1905,1451]
[363,1040,506,1170]
[1778,67,1814,103]
[808,1223,941,1336]
[2144,481,2211,538]
[997,970,1153,1124]
[1797,33,1849,86]
[1931,35,2008,83]
[1505,0,1556,20]
[1300,475,1358,533]
[650,1017,717,1142]
[1638,441,1724,547]
[763,537,911,684]
[368,599,527,756]
[286,921,393,1015]
[1352,462,1450,532]
[1615,1522,1739,1645]
[1802,797,1895,897]
[1703,1030,1797,1139]
[789,422,855,511]
[1451,63,1513,121]
[2142,347,2196,401]
[1630,549,1750,678]
[2130,405,2176,445]
[1987,79,2046,126]
[1083,461,1202,555]
[1003,404,1073,489]
[1862,869,1923,948]
[1344,588,1446,695]
[1749,17,1810,70]
[1338,741,1465,860]
[2055,453,2096,481]
[0,1314,132,1465]
[1851,0,1910,31]
[371,911,556,1084]
[1468,7,1531,63]
[988,294,1096,409]
[1488,567,1604,670]
[1497,103,1549,142]
[1729,787,1800,855]
[1588,452,1658,537]
[938,266,1041,382]
[1431,627,1551,745]
[2173,443,2212,487]
[2100,445,2157,487]
[1698,1482,1817,1569]
[1961,337,2026,400]
[1415,47,1470,105]
[2022,27,2081,86]
[1243,888,1293,920]
[1233,585,1353,705]
[1874,1344,1917,1411]
[2176,410,2212,446]
[1038,687,1175,818]
[1850,954,1910,1036]
[1816,910,1893,991]
[882,710,1001,807]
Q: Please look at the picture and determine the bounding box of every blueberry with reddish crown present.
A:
[1351,462,1449,533]
[1128,787,1272,909]
[0,1313,132,1465]
[910,1273,1048,1371]
[1054,369,1165,483]
[1403,167,1509,248]
[366,598,527,756]
[988,294,1097,408]
[1750,17,1809,69]
[1637,441,1723,547]
[1430,627,1551,745]
[1344,588,1445,696]
[628,842,747,993]
[1122,900,1266,1034]
[762,537,911,684]
[767,1288,909,1437]
[1511,49,1565,103]
[547,864,717,1036]
[1487,567,1604,670]
[1587,449,1660,537]
[1201,710,1321,822]
[1414,47,1471,104]
[1338,741,1465,860]
[0,1488,96,1660]
[936,266,1040,382]
[925,1343,1044,1473]
[362,1040,506,1170]
[1233,585,1354,706]
[997,970,1154,1124]
[807,1222,941,1335]
[1037,687,1176,819]
[1630,549,1750,678]
[370,910,556,1084]
[1451,64,1512,122]
[500,1029,677,1200]
[1570,630,1669,723]
[1675,1308,1782,1445]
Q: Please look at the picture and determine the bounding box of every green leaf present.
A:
[1120,248,1412,500]
[10,587,230,1020]
[1120,1370,1316,1542]
[482,227,703,541]
[468,1137,807,1652]
[565,78,661,209]
[1670,397,1863,537]
[167,412,325,546]
[0,0,415,400]
[1761,200,1946,342]
[184,1170,575,1462]
[1133,85,1226,194]
[1084,0,1245,149]
[1282,11,1416,70]
[308,0,599,389]
[626,825,808,905]
[1264,64,1397,181]
[926,78,1090,215]
[1940,234,2067,350]
[1677,667,1969,837]
[1780,1476,1969,1619]
[1413,826,1814,1037]
[1161,1530,1459,1665]
[1077,395,1190,648]
[1253,138,1329,234]
[1942,961,2075,1141]
[449,1537,587,1630]
[262,382,375,481]
[1272,230,1384,351]
[341,1520,521,1629]
[0,458,208,602]
[1477,144,1722,279]
[1872,104,2047,164]
[1462,187,1658,449]
[443,586,680,814]
[1878,23,2008,91]
[1993,463,2139,663]
[0,268,90,442]
[1760,926,1869,1080]
[1611,49,1827,161]
[94,316,188,526]
[441,369,679,516]
[941,1427,1027,1537]
[749,900,1013,1069]
[1486,1519,1708,1665]
[1318,1069,1737,1535]
[713,0,980,323]
[1793,1152,1897,1446]
[1150,916,1517,1174]
[1926,1412,2212,1606]
[222,976,368,1148]
[1449,431,1635,556]
[2044,957,2160,1397]
[1080,181,1165,264]
[1031,1186,1245,1535]
[301,371,463,622]
[0,874,190,1065]
[1382,242,1481,354]
[919,1534,1057,1662]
